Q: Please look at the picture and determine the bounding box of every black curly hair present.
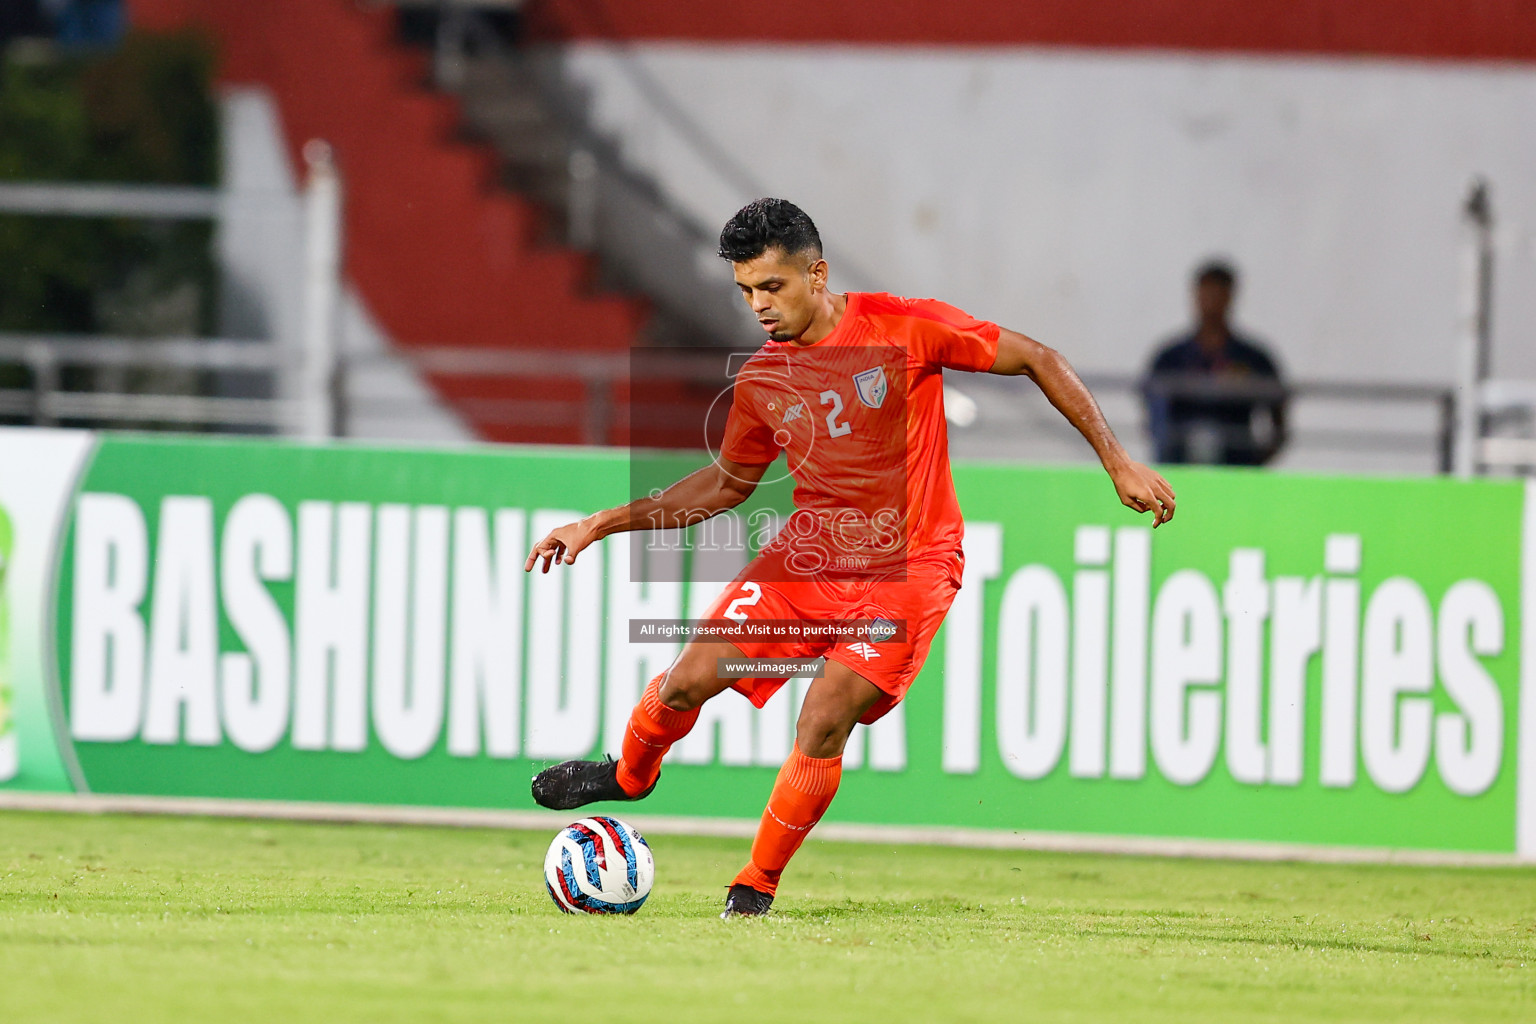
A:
[717,198,822,264]
[1194,259,1237,288]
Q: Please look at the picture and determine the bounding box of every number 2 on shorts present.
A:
[723,581,763,623]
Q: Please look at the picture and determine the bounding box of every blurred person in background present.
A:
[1143,260,1287,466]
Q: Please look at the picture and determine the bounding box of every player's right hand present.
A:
[525,519,597,573]
[1108,459,1177,528]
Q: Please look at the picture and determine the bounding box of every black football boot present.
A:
[530,755,657,811]
[721,883,774,918]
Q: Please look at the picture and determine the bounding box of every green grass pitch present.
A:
[2,810,1533,1022]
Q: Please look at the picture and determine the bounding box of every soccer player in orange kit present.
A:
[527,199,1176,917]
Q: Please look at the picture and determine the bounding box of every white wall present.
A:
[557,44,1536,390]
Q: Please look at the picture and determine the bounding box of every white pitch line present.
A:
[0,790,1528,868]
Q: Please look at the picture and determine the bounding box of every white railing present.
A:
[0,334,295,428]
[0,140,342,437]
[1479,378,1536,473]
[1450,180,1536,476]
[1,156,1528,473]
[0,327,1511,472]
[0,182,222,218]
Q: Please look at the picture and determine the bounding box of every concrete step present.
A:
[459,91,549,130]
[476,123,571,167]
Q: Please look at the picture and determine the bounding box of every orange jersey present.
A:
[719,292,1000,577]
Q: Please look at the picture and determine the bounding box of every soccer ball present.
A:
[543,816,654,914]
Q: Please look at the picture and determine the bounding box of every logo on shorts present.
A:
[782,401,805,423]
[848,641,880,661]
[865,618,899,644]
[852,366,888,409]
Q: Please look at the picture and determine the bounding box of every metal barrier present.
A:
[347,348,1470,470]
[1480,379,1536,471]
[0,142,342,438]
[0,130,1525,472]
[0,334,296,429]
[0,327,1523,474]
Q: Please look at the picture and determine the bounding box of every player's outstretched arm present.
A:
[988,328,1177,527]
[524,456,772,572]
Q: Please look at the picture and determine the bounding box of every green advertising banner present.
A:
[2,428,1533,858]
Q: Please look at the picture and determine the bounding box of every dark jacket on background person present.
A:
[1143,331,1285,466]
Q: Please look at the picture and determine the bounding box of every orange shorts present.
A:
[698,547,964,725]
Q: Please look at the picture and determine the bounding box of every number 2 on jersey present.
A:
[820,390,852,438]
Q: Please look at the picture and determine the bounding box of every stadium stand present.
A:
[127,0,648,445]
[523,0,1536,59]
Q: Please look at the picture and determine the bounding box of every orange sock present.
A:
[734,744,843,896]
[615,674,698,797]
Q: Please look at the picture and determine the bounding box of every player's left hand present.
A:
[1108,459,1176,527]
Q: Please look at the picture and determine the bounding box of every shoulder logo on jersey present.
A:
[852,365,888,409]
[781,401,806,423]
